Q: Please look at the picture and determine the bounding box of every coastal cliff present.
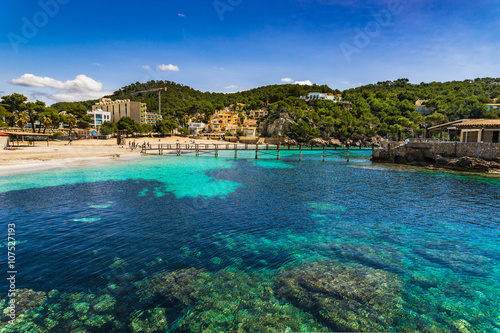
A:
[371,141,500,173]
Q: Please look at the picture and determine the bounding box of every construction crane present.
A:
[131,87,167,114]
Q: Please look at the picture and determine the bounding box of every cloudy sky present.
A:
[1,0,499,104]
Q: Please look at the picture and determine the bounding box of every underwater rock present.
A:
[275,260,404,332]
[72,302,90,314]
[1,289,47,321]
[306,201,347,213]
[135,268,209,306]
[129,308,168,333]
[0,290,124,332]
[92,295,116,313]
[409,273,440,289]
[109,257,127,270]
[314,242,406,274]
[84,314,114,328]
[176,269,328,332]
[413,246,493,278]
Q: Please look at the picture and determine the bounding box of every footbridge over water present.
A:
[141,143,376,162]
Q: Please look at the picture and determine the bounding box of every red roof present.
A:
[0,132,9,136]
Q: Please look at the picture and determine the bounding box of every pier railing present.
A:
[140,143,376,162]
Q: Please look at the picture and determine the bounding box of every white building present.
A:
[88,109,112,127]
[301,92,342,102]
[188,122,206,135]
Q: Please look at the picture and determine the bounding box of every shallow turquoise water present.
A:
[0,151,499,332]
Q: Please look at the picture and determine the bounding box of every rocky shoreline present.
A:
[371,146,500,173]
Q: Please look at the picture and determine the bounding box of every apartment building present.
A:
[92,98,161,125]
[87,109,111,127]
[208,109,258,137]
[92,98,141,123]
[249,109,268,119]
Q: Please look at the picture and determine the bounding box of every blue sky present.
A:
[1,0,500,104]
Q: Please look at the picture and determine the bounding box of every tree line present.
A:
[2,78,499,142]
[0,93,90,135]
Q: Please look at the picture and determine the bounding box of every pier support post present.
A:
[299,145,302,161]
[347,145,350,163]
[234,144,238,159]
[255,144,259,159]
[322,146,325,162]
[215,144,218,158]
[196,144,199,157]
[277,144,280,160]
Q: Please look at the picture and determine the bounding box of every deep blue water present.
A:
[0,151,499,332]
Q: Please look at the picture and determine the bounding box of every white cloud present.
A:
[142,65,151,69]
[281,78,294,83]
[295,80,313,86]
[178,13,185,17]
[158,64,180,72]
[224,85,239,89]
[8,73,113,102]
[92,62,103,67]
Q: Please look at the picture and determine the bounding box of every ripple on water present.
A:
[0,155,499,332]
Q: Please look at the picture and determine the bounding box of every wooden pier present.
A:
[141,143,375,162]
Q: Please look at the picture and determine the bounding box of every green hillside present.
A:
[2,78,500,143]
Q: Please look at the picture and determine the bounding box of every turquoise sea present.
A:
[0,150,499,332]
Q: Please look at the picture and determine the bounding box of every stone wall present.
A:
[428,142,500,160]
[372,141,500,166]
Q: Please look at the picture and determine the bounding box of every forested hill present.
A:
[107,80,340,118]
[45,78,500,143]
[343,78,500,120]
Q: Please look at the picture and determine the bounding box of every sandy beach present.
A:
[0,136,221,175]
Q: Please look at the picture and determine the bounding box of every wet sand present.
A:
[0,136,220,175]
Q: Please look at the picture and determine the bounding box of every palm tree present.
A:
[39,114,52,134]
[15,113,29,131]
[62,115,77,139]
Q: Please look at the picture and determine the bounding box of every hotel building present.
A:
[92,98,162,125]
